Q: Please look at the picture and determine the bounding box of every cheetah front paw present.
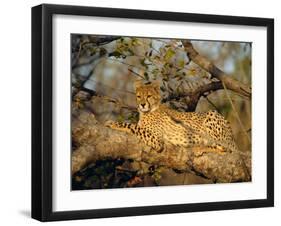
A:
[104,120,117,129]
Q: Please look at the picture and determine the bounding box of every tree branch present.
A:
[72,98,251,183]
[163,81,223,101]
[75,80,223,114]
[182,40,251,98]
[162,81,223,111]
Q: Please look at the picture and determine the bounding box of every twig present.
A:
[127,68,145,79]
[222,81,251,144]
[163,81,223,103]
[205,96,221,113]
[181,40,251,98]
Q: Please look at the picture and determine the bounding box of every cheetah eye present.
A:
[147,95,152,98]
[137,95,141,98]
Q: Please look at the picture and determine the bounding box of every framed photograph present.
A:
[32,4,274,221]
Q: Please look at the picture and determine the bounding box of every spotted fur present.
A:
[105,81,239,153]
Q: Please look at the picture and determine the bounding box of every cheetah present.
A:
[105,80,239,154]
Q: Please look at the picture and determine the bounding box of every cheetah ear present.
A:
[151,80,161,91]
[134,80,143,90]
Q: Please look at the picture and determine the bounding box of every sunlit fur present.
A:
[106,80,240,157]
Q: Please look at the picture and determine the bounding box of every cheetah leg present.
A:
[142,137,164,153]
[105,120,164,152]
[105,120,136,133]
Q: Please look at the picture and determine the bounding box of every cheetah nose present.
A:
[141,103,146,107]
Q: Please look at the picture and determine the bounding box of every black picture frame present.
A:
[32,3,274,222]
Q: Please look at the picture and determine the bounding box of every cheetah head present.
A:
[134,80,161,113]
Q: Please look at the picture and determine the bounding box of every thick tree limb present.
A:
[72,101,251,183]
[182,40,251,98]
[163,81,223,111]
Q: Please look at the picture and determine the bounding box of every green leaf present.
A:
[131,38,140,46]
[117,115,124,123]
[164,49,176,61]
[178,60,185,68]
[152,68,159,75]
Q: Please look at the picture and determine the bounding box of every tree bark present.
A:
[72,102,251,183]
